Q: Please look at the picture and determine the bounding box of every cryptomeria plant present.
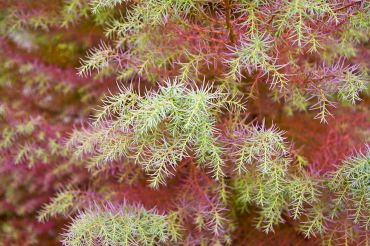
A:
[0,0,369,245]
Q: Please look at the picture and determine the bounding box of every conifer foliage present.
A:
[0,0,369,245]
[68,81,243,187]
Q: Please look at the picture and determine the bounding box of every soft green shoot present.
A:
[236,0,265,35]
[61,0,90,27]
[177,51,204,83]
[90,0,127,13]
[78,42,115,77]
[328,147,369,226]
[288,175,320,220]
[274,0,337,47]
[38,190,75,221]
[338,70,368,104]
[227,32,288,89]
[235,122,289,175]
[300,205,327,238]
[309,86,335,124]
[284,86,308,115]
[232,122,325,233]
[68,80,244,187]
[62,203,180,246]
[106,0,195,35]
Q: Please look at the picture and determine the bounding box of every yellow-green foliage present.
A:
[62,204,180,246]
[38,190,75,221]
[329,147,370,227]
[233,123,321,233]
[68,80,244,188]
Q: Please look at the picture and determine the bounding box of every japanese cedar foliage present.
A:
[0,0,369,245]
